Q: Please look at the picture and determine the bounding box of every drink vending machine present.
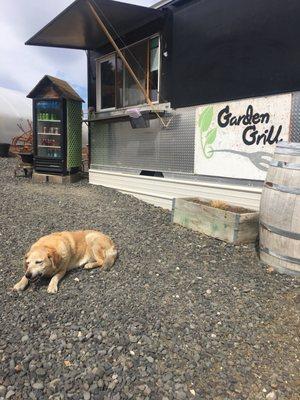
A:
[27,75,84,178]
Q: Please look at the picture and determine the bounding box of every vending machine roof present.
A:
[27,75,84,102]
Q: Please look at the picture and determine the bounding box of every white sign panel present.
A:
[194,94,292,180]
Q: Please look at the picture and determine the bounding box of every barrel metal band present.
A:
[270,160,300,170]
[275,149,300,156]
[276,142,300,150]
[260,221,300,240]
[264,182,300,195]
[260,247,300,265]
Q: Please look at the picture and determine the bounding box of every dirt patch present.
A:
[191,198,256,214]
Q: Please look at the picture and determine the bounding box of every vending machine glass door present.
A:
[36,100,62,159]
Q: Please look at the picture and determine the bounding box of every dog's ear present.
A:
[47,248,61,269]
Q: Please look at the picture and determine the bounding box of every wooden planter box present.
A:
[172,198,259,244]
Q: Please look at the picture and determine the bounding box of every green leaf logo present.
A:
[199,106,213,133]
[205,128,217,145]
[198,106,217,159]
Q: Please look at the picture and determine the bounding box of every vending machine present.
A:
[27,75,84,178]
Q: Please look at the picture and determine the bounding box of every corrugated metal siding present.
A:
[89,169,262,210]
[90,107,196,173]
[291,92,300,142]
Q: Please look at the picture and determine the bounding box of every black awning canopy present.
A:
[26,0,163,50]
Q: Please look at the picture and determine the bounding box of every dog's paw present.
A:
[47,285,58,294]
[13,283,26,292]
[83,262,99,270]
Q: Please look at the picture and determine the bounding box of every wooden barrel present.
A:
[259,141,300,276]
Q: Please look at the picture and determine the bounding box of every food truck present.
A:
[25,0,300,208]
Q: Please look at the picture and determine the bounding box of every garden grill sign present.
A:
[194,94,291,180]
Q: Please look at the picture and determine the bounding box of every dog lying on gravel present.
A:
[13,230,117,294]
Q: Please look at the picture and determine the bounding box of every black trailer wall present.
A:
[88,0,300,110]
[170,0,300,108]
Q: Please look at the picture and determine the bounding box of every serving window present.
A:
[96,35,160,111]
[99,56,116,110]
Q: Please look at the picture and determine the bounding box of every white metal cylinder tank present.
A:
[0,87,32,143]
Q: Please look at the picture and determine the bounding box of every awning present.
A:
[25,0,164,50]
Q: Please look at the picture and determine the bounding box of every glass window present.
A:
[36,101,62,158]
[100,57,116,110]
[150,37,159,102]
[122,40,148,107]
[116,56,124,109]
[97,36,160,111]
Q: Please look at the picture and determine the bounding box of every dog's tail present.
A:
[103,244,118,270]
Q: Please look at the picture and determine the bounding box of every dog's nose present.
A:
[25,272,32,279]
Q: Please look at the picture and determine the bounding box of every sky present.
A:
[0,0,154,105]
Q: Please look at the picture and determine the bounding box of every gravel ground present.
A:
[0,157,299,400]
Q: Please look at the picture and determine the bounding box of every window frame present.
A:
[96,34,161,112]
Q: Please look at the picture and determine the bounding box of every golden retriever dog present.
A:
[13,230,117,294]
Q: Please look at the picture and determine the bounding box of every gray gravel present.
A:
[0,157,299,400]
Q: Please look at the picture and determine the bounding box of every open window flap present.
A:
[25,0,164,50]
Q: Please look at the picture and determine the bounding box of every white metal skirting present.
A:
[89,169,262,210]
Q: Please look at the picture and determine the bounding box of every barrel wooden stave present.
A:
[292,196,300,233]
[260,249,300,276]
[259,142,300,276]
[260,224,300,257]
[266,165,300,187]
[260,188,297,232]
